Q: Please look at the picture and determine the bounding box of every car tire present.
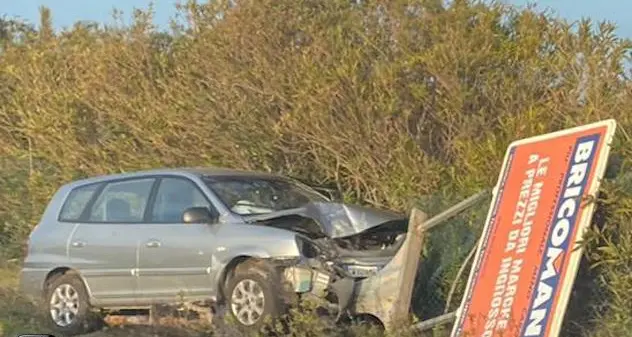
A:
[222,260,287,334]
[352,314,385,333]
[43,272,103,336]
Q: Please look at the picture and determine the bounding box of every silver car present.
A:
[19,168,414,335]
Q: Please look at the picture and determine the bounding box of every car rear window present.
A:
[58,183,101,222]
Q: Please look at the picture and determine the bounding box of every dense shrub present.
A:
[0,0,630,336]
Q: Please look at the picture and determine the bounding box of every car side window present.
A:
[150,177,212,223]
[58,183,101,222]
[87,178,155,223]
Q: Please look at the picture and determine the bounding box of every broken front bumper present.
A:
[281,209,428,330]
[283,266,331,297]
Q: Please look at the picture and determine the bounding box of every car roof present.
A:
[63,167,284,189]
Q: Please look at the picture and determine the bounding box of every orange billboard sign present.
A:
[451,119,617,337]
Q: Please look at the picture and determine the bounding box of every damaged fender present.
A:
[349,208,427,330]
[245,201,425,330]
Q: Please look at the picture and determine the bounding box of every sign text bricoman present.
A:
[450,119,617,337]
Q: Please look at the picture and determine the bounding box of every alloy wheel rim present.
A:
[230,279,265,326]
[49,283,80,327]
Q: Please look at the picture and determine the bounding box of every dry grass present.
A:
[0,266,48,336]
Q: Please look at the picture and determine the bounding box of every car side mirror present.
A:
[182,207,217,224]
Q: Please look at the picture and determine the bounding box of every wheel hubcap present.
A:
[49,283,80,327]
[230,279,265,326]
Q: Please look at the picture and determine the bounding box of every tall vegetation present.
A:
[0,0,630,335]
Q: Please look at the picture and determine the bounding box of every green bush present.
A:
[0,0,630,336]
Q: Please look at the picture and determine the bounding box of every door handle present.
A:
[145,240,161,248]
[71,241,85,248]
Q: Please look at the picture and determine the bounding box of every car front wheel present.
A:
[223,260,286,333]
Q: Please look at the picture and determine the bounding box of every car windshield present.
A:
[202,175,329,216]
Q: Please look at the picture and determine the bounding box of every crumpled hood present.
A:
[244,202,406,238]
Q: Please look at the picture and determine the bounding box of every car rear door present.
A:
[135,176,219,305]
[67,177,156,307]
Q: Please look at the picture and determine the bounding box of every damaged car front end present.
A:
[243,201,421,330]
[200,172,425,331]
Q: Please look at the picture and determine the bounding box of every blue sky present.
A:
[2,0,181,29]
[2,0,632,40]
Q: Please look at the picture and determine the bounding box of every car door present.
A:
[68,177,156,307]
[135,176,219,305]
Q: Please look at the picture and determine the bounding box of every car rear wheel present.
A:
[44,273,102,336]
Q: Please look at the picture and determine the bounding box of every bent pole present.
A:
[422,189,491,231]
[411,311,458,332]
